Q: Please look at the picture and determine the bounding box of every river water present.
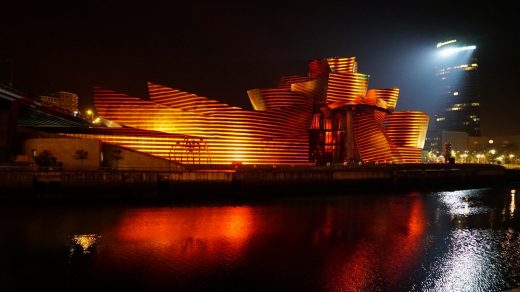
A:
[1,185,520,291]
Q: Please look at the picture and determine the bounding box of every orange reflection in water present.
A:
[112,206,254,276]
[324,196,426,290]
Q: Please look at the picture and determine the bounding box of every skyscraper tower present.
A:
[427,39,481,151]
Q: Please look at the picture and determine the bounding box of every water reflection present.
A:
[417,187,520,291]
[107,206,254,280]
[322,195,427,291]
[2,186,520,290]
[418,229,520,291]
[437,189,490,216]
[510,190,516,219]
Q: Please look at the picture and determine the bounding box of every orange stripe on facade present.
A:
[88,57,428,165]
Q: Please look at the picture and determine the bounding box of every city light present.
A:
[438,45,477,57]
[488,139,494,144]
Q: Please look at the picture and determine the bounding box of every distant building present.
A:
[426,39,481,152]
[40,91,79,114]
[441,131,469,152]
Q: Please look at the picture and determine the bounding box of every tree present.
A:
[111,148,123,169]
[73,149,89,167]
[33,150,58,168]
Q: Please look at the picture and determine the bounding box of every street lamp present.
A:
[86,109,93,122]
[509,154,515,165]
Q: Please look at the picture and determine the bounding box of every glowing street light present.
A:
[85,109,94,122]
[489,149,496,155]
[476,154,483,163]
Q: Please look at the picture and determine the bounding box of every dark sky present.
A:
[1,2,519,136]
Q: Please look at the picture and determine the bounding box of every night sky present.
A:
[1,2,519,136]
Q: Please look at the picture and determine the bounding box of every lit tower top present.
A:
[434,39,480,137]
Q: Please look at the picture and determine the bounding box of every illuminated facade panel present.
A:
[365,88,399,110]
[147,82,239,115]
[326,57,357,74]
[95,84,313,164]
[290,78,328,103]
[61,129,210,164]
[385,111,429,149]
[246,88,313,110]
[353,111,397,163]
[90,56,428,165]
[278,75,310,89]
[308,59,332,79]
[385,111,429,163]
[326,73,369,104]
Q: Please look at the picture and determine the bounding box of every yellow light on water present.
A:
[72,234,100,253]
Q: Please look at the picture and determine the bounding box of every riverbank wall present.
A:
[0,164,515,200]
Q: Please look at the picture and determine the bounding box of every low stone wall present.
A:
[0,164,510,198]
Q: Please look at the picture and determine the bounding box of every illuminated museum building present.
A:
[63,57,429,165]
[427,40,481,151]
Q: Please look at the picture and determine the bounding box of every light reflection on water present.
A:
[111,206,254,278]
[322,195,427,291]
[417,228,520,292]
[1,186,520,290]
[71,234,101,254]
[437,188,490,216]
[510,192,516,219]
[415,187,520,291]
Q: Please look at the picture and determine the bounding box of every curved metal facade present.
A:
[90,57,428,165]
